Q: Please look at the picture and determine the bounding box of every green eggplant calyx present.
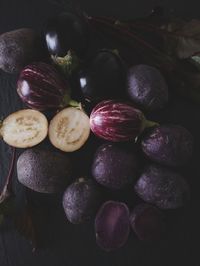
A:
[51,50,81,76]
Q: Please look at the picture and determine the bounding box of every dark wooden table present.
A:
[0,1,200,266]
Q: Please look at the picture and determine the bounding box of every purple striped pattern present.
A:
[17,62,69,110]
[90,100,144,142]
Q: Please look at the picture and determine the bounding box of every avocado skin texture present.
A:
[0,28,45,74]
[17,148,72,193]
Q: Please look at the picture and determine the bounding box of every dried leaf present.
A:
[161,19,200,59]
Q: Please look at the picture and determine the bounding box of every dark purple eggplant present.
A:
[44,12,89,57]
[95,201,130,251]
[130,203,165,241]
[92,143,138,190]
[127,64,168,111]
[90,100,157,142]
[134,164,190,209]
[62,178,102,224]
[17,62,78,111]
[141,125,194,167]
[78,49,126,102]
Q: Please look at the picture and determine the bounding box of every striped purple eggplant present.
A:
[17,62,75,111]
[90,100,157,142]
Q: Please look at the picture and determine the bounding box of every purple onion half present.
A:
[17,62,75,111]
[90,100,157,142]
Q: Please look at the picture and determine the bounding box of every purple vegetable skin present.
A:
[130,203,165,241]
[127,64,168,111]
[90,100,157,142]
[134,164,190,209]
[141,125,193,167]
[17,62,73,111]
[92,143,138,190]
[95,201,130,251]
[62,178,102,224]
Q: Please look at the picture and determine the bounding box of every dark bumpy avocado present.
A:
[0,28,45,73]
[17,148,72,193]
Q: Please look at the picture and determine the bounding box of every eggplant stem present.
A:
[143,119,159,131]
[51,50,81,76]
[0,148,16,203]
[68,99,81,109]
[61,94,79,109]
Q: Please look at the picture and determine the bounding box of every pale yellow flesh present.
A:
[1,109,48,148]
[49,107,90,152]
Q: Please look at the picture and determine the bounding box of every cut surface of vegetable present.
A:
[49,107,90,152]
[0,109,48,148]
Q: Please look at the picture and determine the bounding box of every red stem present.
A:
[0,148,16,203]
[96,15,200,43]
[90,16,161,55]
[89,16,175,69]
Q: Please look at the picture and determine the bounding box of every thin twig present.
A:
[0,148,16,203]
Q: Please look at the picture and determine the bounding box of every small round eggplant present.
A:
[90,100,157,142]
[17,62,75,111]
[130,203,165,241]
[92,143,138,190]
[44,12,89,57]
[62,178,102,224]
[134,164,190,209]
[95,201,130,251]
[127,64,168,111]
[141,124,194,167]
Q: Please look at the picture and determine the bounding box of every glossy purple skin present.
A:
[141,125,194,167]
[78,49,126,102]
[92,143,138,190]
[134,164,190,209]
[17,62,70,110]
[90,100,144,142]
[130,203,165,241]
[95,201,130,251]
[127,64,168,111]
